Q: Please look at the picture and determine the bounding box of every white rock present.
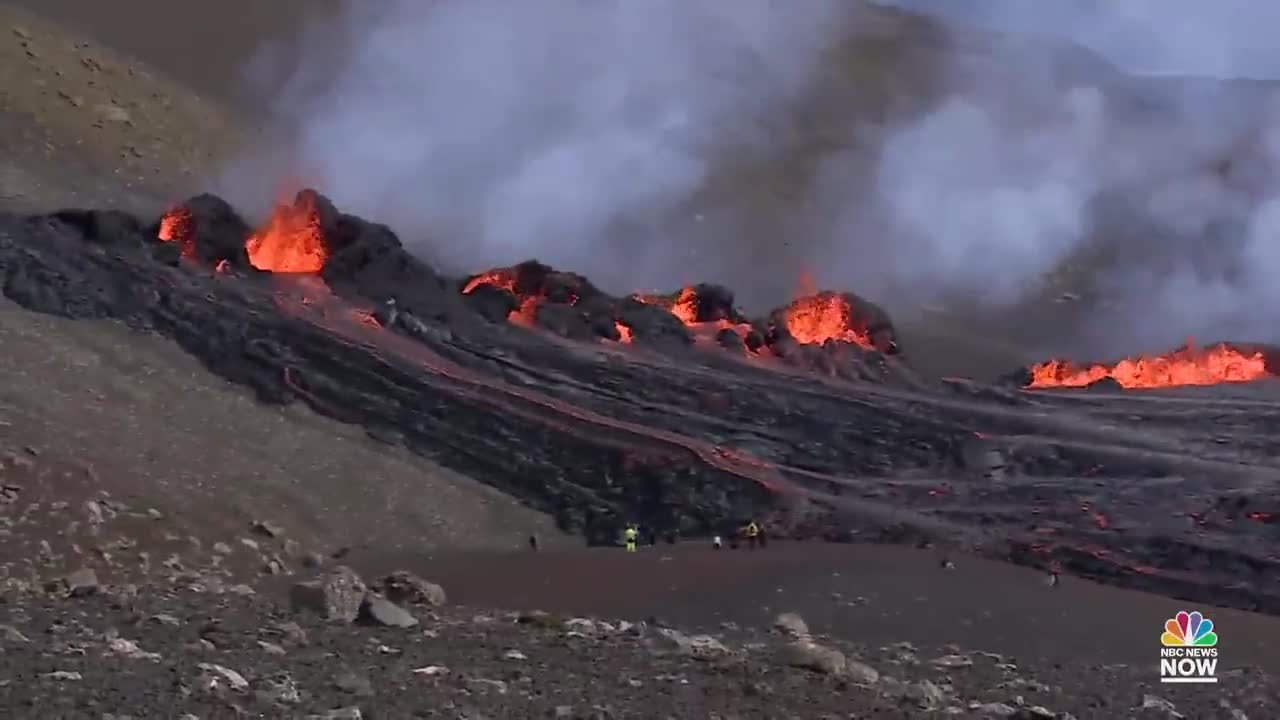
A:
[198,662,249,692]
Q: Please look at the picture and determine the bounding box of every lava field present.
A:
[2,189,1279,614]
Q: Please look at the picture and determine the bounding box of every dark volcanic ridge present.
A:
[3,189,1280,615]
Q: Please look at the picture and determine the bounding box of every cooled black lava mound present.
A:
[4,190,1280,615]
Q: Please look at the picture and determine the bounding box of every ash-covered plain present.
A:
[2,188,1278,615]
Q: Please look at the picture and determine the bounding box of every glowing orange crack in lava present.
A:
[461,269,545,327]
[1028,343,1269,389]
[245,193,329,274]
[157,206,196,258]
[633,287,752,341]
[614,321,634,343]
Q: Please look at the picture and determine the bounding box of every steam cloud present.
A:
[229,0,1280,360]
[860,0,1280,357]
[224,0,851,295]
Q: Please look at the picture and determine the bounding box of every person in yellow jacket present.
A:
[745,521,760,549]
[623,524,639,552]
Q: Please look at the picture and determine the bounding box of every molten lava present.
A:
[633,287,752,341]
[245,193,329,274]
[1029,343,1270,389]
[615,321,634,343]
[782,292,874,348]
[157,206,196,258]
[462,269,518,295]
[462,267,555,327]
[634,287,699,325]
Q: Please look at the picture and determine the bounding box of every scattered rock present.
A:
[778,639,846,675]
[379,570,446,607]
[772,612,809,639]
[931,653,975,670]
[333,669,374,697]
[254,672,302,705]
[291,566,366,622]
[108,637,160,661]
[308,709,363,720]
[969,702,1017,717]
[845,659,881,685]
[251,520,285,538]
[904,679,947,710]
[197,663,249,693]
[359,596,419,628]
[0,624,30,642]
[63,567,100,597]
[1140,694,1183,718]
[653,628,732,661]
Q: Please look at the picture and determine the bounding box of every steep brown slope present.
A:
[0,2,566,570]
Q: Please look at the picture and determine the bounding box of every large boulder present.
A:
[290,566,367,622]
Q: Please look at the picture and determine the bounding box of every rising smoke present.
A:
[224,0,853,296]
[858,0,1280,356]
[229,0,1280,358]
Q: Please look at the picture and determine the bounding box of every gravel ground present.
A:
[3,566,1270,720]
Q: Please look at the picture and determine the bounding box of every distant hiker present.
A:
[624,525,639,553]
[713,535,723,550]
[745,521,760,549]
[758,525,769,549]
[647,528,658,546]
[528,534,539,551]
[1048,560,1062,588]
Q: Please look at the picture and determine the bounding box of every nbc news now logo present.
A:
[1160,610,1218,684]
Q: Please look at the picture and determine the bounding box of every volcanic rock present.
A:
[771,612,809,639]
[1086,376,1124,392]
[290,566,367,622]
[358,596,418,628]
[379,571,447,607]
[778,639,847,674]
[157,193,254,268]
[63,567,100,597]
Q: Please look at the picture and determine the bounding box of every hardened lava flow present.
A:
[3,187,1280,615]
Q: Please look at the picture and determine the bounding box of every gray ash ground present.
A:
[2,191,1280,616]
[1,564,1267,719]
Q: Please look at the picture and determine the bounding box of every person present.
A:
[623,524,639,553]
[528,534,539,551]
[713,535,723,550]
[745,520,760,549]
[1048,559,1061,588]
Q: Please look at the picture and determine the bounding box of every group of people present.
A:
[618,520,767,552]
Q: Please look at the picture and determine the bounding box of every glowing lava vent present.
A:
[157,206,196,258]
[245,191,330,273]
[1029,342,1270,389]
[782,292,875,348]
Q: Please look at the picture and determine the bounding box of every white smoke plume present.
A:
[223,0,852,294]
[228,0,1280,359]
[845,0,1280,357]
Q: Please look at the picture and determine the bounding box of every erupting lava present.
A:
[1029,343,1271,389]
[157,206,196,258]
[462,268,546,326]
[634,287,752,339]
[782,292,874,348]
[245,192,329,273]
